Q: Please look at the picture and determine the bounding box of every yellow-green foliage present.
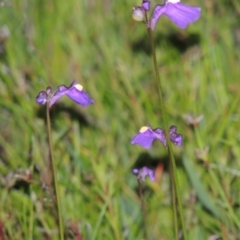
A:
[0,0,240,239]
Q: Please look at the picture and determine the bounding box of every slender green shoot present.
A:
[137,178,149,240]
[46,103,64,240]
[146,24,187,240]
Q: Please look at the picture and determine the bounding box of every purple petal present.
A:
[131,126,156,149]
[150,2,201,30]
[169,125,183,146]
[65,84,94,107]
[49,85,68,107]
[36,91,48,105]
[163,3,201,29]
[49,81,94,107]
[142,0,150,11]
[132,168,140,175]
[153,128,167,147]
[150,4,165,30]
[148,168,155,182]
[170,133,183,146]
[132,166,155,182]
[131,126,167,149]
[169,125,177,134]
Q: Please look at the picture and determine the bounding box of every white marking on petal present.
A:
[166,0,180,4]
[139,126,149,133]
[74,84,83,91]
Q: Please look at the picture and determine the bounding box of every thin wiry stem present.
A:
[168,148,179,239]
[145,17,187,240]
[138,179,149,240]
[46,104,64,240]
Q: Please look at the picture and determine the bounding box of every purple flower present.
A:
[132,166,155,182]
[131,125,183,149]
[131,126,166,149]
[169,125,183,147]
[36,80,94,108]
[150,0,201,30]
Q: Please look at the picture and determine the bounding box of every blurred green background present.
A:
[0,0,240,239]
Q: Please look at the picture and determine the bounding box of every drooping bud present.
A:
[132,6,145,22]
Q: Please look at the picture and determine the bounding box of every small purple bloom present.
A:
[169,125,183,146]
[150,0,201,30]
[36,86,52,105]
[142,0,151,11]
[36,91,48,105]
[36,80,94,108]
[133,166,155,182]
[131,125,183,149]
[131,126,166,149]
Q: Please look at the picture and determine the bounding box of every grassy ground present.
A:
[0,0,240,239]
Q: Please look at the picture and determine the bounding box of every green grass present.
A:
[0,0,240,239]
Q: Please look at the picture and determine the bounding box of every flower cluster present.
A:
[131,0,200,182]
[132,0,201,30]
[36,80,94,108]
[131,125,183,149]
[131,125,182,181]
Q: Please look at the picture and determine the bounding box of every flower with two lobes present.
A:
[131,125,183,149]
[36,80,94,108]
[133,166,155,182]
[132,0,201,30]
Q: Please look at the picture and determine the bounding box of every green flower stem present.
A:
[46,104,64,240]
[138,179,149,240]
[146,28,187,240]
[168,147,178,239]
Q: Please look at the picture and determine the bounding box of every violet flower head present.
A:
[131,126,166,149]
[169,125,183,147]
[36,90,49,105]
[131,125,183,149]
[150,0,201,30]
[36,80,94,108]
[132,166,155,182]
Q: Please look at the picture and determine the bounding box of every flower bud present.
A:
[132,7,145,22]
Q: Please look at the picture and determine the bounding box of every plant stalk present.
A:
[146,27,187,239]
[138,179,149,240]
[46,104,64,240]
